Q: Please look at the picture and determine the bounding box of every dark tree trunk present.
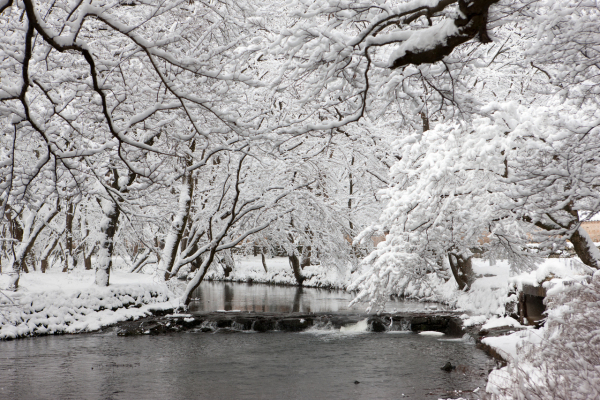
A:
[530,206,600,270]
[568,228,599,269]
[448,252,475,290]
[39,235,59,273]
[84,250,92,270]
[261,252,268,273]
[95,199,120,286]
[301,246,311,268]
[64,200,74,271]
[189,254,203,275]
[289,255,304,286]
[221,252,233,278]
[183,248,218,306]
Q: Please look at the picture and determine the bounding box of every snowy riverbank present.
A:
[203,255,354,289]
[1,255,587,341]
[209,256,589,317]
[0,271,175,340]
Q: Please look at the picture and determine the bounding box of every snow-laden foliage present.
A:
[262,0,497,135]
[348,0,600,309]
[351,98,600,310]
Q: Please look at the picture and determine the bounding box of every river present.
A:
[0,282,494,400]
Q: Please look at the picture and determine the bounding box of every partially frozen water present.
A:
[0,329,494,399]
[188,281,448,313]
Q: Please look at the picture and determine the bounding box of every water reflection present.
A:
[188,281,445,313]
[224,284,234,311]
[293,287,302,313]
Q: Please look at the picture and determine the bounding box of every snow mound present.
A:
[481,316,522,331]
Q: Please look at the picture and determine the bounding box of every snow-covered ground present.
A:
[202,255,354,288]
[0,270,175,340]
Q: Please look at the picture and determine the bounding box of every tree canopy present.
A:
[1,0,599,308]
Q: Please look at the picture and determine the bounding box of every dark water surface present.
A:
[1,282,492,399]
[0,329,493,400]
[188,281,449,313]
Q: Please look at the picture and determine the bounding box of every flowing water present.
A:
[0,282,494,400]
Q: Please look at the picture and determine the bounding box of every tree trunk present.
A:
[261,252,268,273]
[448,252,475,290]
[64,200,75,272]
[182,247,219,306]
[162,171,194,280]
[128,248,151,273]
[188,254,203,276]
[25,251,35,272]
[289,254,304,286]
[163,141,196,280]
[301,246,311,268]
[569,226,600,270]
[7,203,59,290]
[84,243,95,271]
[84,253,92,270]
[221,250,234,278]
[95,198,120,286]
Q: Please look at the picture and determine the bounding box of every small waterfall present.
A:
[198,320,217,332]
[340,319,369,333]
[231,321,246,331]
[302,320,335,334]
[389,319,412,332]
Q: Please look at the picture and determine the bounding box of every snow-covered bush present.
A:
[489,273,600,399]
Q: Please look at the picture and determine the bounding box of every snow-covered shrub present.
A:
[489,273,600,399]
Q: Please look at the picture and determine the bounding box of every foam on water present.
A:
[418,330,445,336]
[301,319,370,336]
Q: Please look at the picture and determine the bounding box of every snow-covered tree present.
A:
[1,0,272,284]
[349,0,600,309]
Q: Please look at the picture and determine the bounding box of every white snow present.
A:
[203,255,354,289]
[481,316,522,331]
[484,270,600,399]
[482,329,541,361]
[0,270,175,340]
